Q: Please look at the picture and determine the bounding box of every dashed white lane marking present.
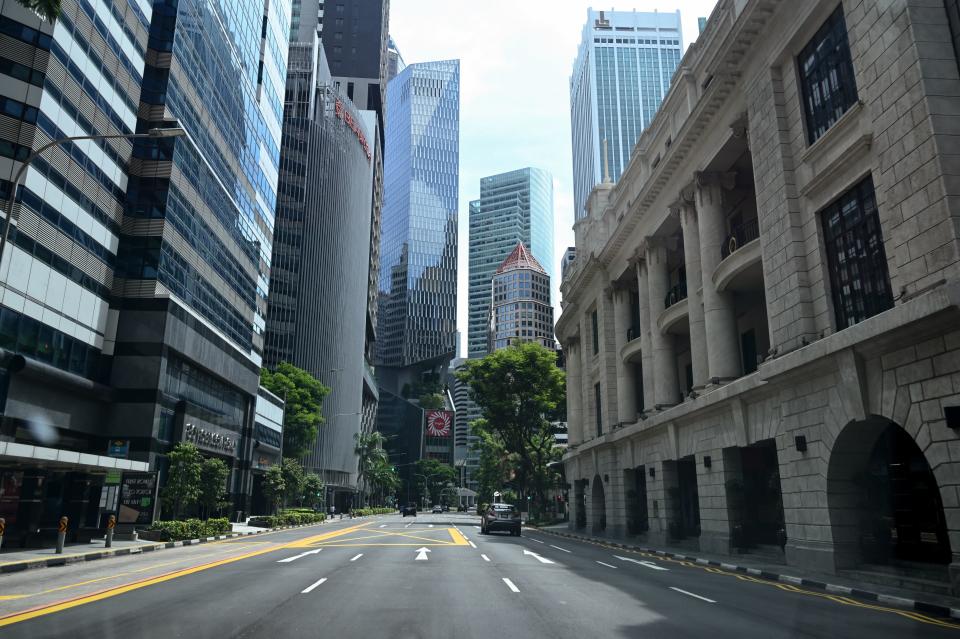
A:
[669,587,716,603]
[502,578,520,593]
[405,522,413,528]
[474,526,480,530]
[301,577,327,593]
[481,554,490,562]
[277,549,322,563]
[428,524,434,528]
[596,561,617,569]
[469,541,478,549]
[549,544,571,553]
[350,554,363,561]
[379,524,387,528]
[526,537,545,544]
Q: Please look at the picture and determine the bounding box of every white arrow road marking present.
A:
[350,554,363,561]
[522,549,555,564]
[669,587,715,603]
[596,561,617,569]
[481,554,490,562]
[301,577,327,593]
[549,544,571,553]
[415,547,431,561]
[277,549,322,563]
[502,578,520,593]
[613,555,670,571]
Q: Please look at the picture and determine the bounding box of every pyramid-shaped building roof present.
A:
[496,242,547,275]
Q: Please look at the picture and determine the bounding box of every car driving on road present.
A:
[431,505,442,513]
[480,503,521,536]
[402,503,417,517]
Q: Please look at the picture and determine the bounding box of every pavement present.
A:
[0,512,957,638]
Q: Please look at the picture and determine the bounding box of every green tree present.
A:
[260,362,331,459]
[14,0,61,22]
[455,341,565,513]
[302,473,324,509]
[161,443,203,519]
[262,465,285,514]
[367,458,400,506]
[198,457,230,519]
[470,419,518,505]
[415,458,456,505]
[354,432,388,505]
[280,458,307,507]
[418,392,445,409]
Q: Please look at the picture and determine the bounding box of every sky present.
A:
[388,1,719,357]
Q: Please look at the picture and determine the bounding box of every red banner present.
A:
[425,410,453,437]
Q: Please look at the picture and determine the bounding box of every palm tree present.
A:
[354,432,388,505]
[16,0,62,22]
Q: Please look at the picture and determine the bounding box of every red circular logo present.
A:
[426,411,452,437]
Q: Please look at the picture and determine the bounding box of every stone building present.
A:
[556,0,960,594]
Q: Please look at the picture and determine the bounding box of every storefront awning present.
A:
[0,442,150,473]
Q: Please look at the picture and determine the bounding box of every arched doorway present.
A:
[591,474,606,534]
[828,417,951,568]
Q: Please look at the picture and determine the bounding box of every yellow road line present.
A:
[0,522,371,628]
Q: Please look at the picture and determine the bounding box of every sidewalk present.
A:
[533,523,960,620]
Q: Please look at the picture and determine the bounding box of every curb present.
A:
[0,520,330,575]
[531,527,960,621]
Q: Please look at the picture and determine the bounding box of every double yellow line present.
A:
[0,522,371,628]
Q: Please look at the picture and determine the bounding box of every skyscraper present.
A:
[489,243,555,352]
[377,59,460,371]
[467,168,554,359]
[570,9,682,219]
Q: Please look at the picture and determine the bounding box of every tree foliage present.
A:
[302,473,324,509]
[415,458,456,504]
[199,457,230,519]
[355,432,389,505]
[280,458,307,507]
[418,393,445,409]
[262,465,285,514]
[456,342,565,513]
[470,419,518,505]
[161,443,203,519]
[260,362,330,459]
[15,0,61,22]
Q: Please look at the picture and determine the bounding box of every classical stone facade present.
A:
[557,0,960,593]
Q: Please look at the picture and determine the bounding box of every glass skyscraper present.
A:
[377,59,460,369]
[467,168,553,358]
[570,9,682,219]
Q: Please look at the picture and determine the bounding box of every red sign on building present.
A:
[425,410,453,437]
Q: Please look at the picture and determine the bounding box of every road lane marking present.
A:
[379,524,387,528]
[415,547,431,561]
[468,541,477,549]
[548,544,570,553]
[669,587,715,603]
[502,578,520,593]
[405,522,413,528]
[526,537,544,544]
[277,548,322,563]
[522,549,555,564]
[350,554,363,561]
[596,561,617,569]
[301,578,327,593]
[613,555,669,571]
[481,554,490,562]
[428,524,434,528]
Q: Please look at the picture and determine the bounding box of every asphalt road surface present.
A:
[0,513,957,638]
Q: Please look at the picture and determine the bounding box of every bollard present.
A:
[0,517,5,551]
[105,514,116,548]
[56,516,68,554]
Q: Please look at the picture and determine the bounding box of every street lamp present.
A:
[0,125,186,262]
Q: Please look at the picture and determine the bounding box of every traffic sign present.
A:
[58,516,68,533]
[107,515,116,529]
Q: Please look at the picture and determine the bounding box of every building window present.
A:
[591,309,599,355]
[822,175,893,331]
[594,383,602,437]
[797,4,858,144]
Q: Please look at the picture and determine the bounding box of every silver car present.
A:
[480,503,521,536]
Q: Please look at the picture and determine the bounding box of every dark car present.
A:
[402,503,417,517]
[480,503,521,536]
[442,504,450,512]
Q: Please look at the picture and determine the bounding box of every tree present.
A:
[415,458,456,504]
[354,432,388,505]
[302,473,324,509]
[199,457,230,519]
[161,443,203,519]
[367,458,400,506]
[418,393,445,409]
[470,419,518,505]
[262,465,285,514]
[260,362,330,459]
[14,0,61,22]
[455,342,565,514]
[280,458,307,507]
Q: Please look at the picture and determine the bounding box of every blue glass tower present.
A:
[468,168,554,358]
[377,59,460,369]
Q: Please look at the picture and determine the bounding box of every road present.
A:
[0,512,956,638]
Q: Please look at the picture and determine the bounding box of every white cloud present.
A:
[388,1,719,355]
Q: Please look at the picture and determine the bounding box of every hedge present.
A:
[247,511,326,528]
[146,518,231,541]
[351,507,393,517]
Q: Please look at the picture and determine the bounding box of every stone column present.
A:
[565,340,582,445]
[645,239,680,407]
[635,260,655,411]
[578,317,593,439]
[678,196,708,390]
[612,286,638,424]
[695,172,742,382]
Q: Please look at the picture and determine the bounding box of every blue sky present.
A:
[388,1,718,356]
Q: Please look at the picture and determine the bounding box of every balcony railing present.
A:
[626,323,642,342]
[664,280,687,309]
[721,217,760,259]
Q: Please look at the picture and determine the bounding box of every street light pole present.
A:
[0,126,186,264]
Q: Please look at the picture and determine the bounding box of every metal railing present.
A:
[721,217,760,259]
[664,280,688,309]
[626,323,642,342]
